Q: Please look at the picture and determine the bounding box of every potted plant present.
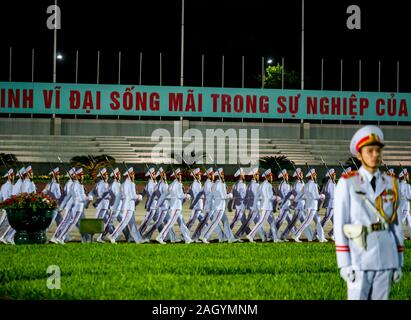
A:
[0,192,58,244]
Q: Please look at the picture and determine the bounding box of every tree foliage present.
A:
[264,63,301,89]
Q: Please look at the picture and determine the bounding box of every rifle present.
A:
[104,155,117,178]
[273,157,286,183]
[320,156,336,185]
[57,156,73,181]
[350,157,360,171]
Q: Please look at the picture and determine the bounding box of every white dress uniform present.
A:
[228,168,247,229]
[2,168,26,243]
[247,170,280,242]
[398,170,411,239]
[50,169,76,243]
[281,174,313,240]
[42,172,62,227]
[294,169,326,242]
[144,179,177,241]
[334,125,404,300]
[156,171,192,244]
[235,170,266,240]
[276,173,294,232]
[139,170,158,234]
[92,179,110,220]
[200,171,235,243]
[110,170,144,243]
[0,170,14,244]
[56,177,92,242]
[21,177,36,194]
[97,170,130,242]
[186,176,203,230]
[320,171,336,238]
[191,170,223,241]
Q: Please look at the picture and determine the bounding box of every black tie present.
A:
[370,176,376,192]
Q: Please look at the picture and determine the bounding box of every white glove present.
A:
[185,194,191,200]
[340,266,356,283]
[88,195,94,201]
[276,196,282,203]
[393,268,402,283]
[320,194,326,200]
[289,194,295,201]
[227,193,233,199]
[136,194,143,201]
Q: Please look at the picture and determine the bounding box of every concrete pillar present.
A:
[301,121,310,140]
[50,117,61,135]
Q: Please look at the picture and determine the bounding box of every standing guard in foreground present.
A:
[398,168,411,239]
[334,125,404,300]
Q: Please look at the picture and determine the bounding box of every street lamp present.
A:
[57,53,63,60]
[267,58,273,65]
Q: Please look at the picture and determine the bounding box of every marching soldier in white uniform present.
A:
[91,168,111,221]
[21,165,36,194]
[276,169,294,239]
[398,168,411,239]
[235,168,266,241]
[247,169,280,242]
[191,168,223,241]
[320,168,336,240]
[0,169,15,244]
[186,168,204,230]
[1,167,26,244]
[52,168,93,244]
[42,167,62,226]
[139,167,157,234]
[334,125,404,300]
[199,168,235,243]
[281,168,313,241]
[293,168,327,242]
[228,168,247,230]
[144,168,177,242]
[155,168,192,244]
[109,167,144,243]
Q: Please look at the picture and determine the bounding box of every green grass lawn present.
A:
[1,241,410,300]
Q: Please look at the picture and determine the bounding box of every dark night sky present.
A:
[1,0,410,92]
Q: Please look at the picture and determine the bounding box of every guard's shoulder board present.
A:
[341,170,358,180]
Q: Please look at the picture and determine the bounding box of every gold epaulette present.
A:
[341,170,358,179]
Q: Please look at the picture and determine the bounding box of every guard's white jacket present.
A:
[334,166,404,270]
[188,180,203,210]
[21,178,36,194]
[191,179,213,211]
[322,179,335,209]
[70,180,90,212]
[120,178,139,211]
[302,180,321,210]
[92,180,110,210]
[168,179,186,211]
[142,179,157,210]
[244,179,258,211]
[0,180,13,201]
[293,180,305,210]
[59,180,74,210]
[42,178,62,201]
[109,180,122,213]
[398,180,411,213]
[231,180,246,210]
[279,181,291,209]
[256,180,274,211]
[211,179,230,211]
[12,178,23,196]
[155,180,170,210]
